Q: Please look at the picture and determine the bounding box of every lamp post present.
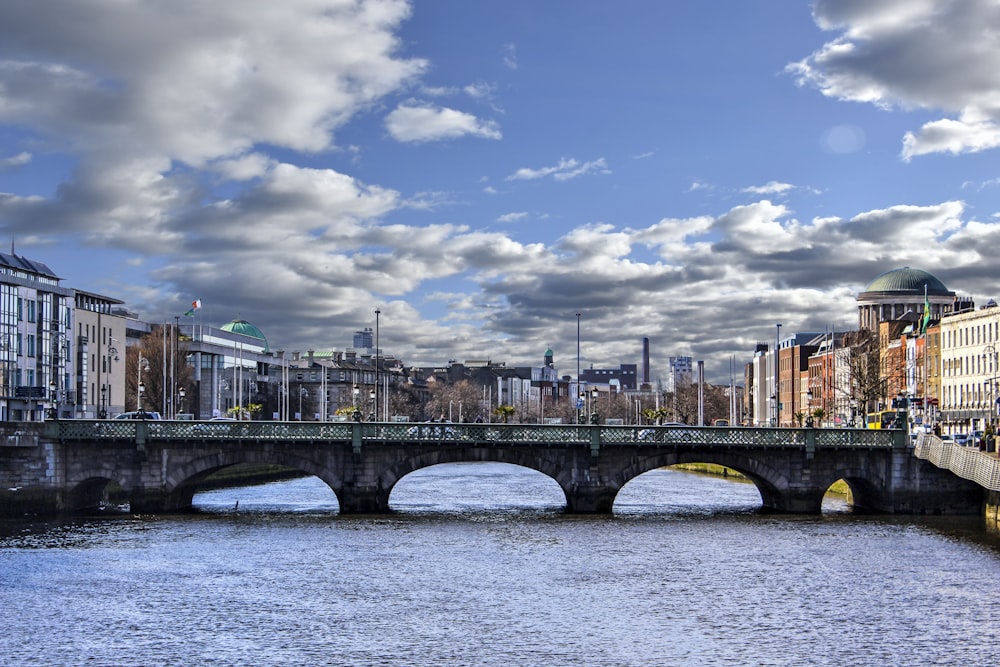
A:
[590,387,599,424]
[774,323,782,427]
[806,389,814,427]
[576,312,581,424]
[352,383,361,421]
[178,386,186,415]
[48,380,57,419]
[136,353,149,412]
[369,388,376,422]
[770,394,776,427]
[374,308,380,423]
[100,384,108,419]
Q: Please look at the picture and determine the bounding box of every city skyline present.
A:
[3,2,1000,383]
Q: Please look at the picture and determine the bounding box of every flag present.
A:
[184,299,201,317]
[920,286,930,334]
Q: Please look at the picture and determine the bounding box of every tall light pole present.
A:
[774,323,782,427]
[374,308,380,423]
[576,313,581,424]
[136,352,149,412]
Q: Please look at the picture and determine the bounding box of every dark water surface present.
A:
[2,464,1000,666]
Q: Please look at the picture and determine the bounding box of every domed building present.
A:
[856,267,955,331]
[220,318,270,353]
[179,317,275,419]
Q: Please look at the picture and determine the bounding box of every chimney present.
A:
[642,337,650,385]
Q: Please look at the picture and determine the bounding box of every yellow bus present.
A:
[866,410,902,429]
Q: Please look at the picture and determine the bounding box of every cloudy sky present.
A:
[2,0,1000,383]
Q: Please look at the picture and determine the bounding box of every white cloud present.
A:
[385,103,502,142]
[742,181,796,196]
[501,43,518,70]
[506,157,610,182]
[902,115,1000,161]
[0,152,31,169]
[497,211,528,223]
[789,0,1000,158]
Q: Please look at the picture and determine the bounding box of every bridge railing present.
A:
[45,419,900,449]
[914,433,1000,491]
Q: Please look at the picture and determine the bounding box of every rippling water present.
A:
[2,464,1000,666]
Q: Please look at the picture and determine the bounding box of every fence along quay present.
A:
[0,421,986,518]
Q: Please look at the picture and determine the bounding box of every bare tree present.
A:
[425,380,482,422]
[124,326,194,414]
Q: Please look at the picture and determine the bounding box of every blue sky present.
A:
[3,0,1000,383]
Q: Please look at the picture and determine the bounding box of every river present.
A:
[2,463,1000,666]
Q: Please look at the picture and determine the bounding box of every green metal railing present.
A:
[46,419,900,449]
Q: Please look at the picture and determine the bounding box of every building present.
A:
[0,252,75,421]
[178,319,278,419]
[73,290,127,418]
[857,267,953,331]
[665,356,693,393]
[580,363,638,391]
[938,301,1000,433]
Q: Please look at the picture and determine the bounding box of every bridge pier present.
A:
[564,483,616,514]
[338,486,391,514]
[129,487,169,514]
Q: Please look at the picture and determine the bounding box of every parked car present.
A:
[953,433,970,446]
[114,410,162,420]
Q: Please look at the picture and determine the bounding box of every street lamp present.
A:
[178,386,186,415]
[576,312,581,424]
[590,387,599,424]
[374,308,380,423]
[48,380,57,419]
[774,323,782,427]
[770,394,776,427]
[369,388,376,421]
[136,353,150,412]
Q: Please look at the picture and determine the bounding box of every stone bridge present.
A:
[0,420,985,517]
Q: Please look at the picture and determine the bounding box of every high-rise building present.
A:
[666,356,693,393]
[353,327,374,350]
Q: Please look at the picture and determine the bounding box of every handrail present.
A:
[47,420,899,449]
[913,433,1000,491]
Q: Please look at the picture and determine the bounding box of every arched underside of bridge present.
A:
[612,451,893,514]
[155,450,345,513]
[613,451,795,512]
[378,448,573,512]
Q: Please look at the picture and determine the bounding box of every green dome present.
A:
[221,319,269,352]
[544,347,554,357]
[864,267,950,295]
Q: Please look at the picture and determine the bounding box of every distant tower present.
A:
[642,338,650,385]
[353,327,374,349]
[667,356,693,393]
[544,347,554,368]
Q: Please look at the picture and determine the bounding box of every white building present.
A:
[939,301,1000,431]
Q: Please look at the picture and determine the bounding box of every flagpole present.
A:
[923,283,929,426]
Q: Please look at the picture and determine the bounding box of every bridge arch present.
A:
[607,450,799,512]
[378,447,572,511]
[812,465,891,513]
[64,463,139,513]
[160,450,345,512]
